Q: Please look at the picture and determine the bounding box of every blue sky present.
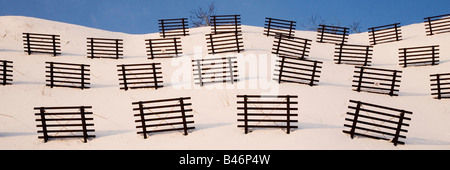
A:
[0,0,449,34]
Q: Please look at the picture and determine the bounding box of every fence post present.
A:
[90,38,94,59]
[39,107,49,142]
[228,57,235,84]
[288,21,294,37]
[138,102,148,139]
[309,61,318,86]
[2,60,6,85]
[392,110,405,146]
[81,65,85,90]
[26,33,31,55]
[182,18,187,36]
[52,35,57,56]
[403,49,407,67]
[115,39,119,59]
[436,74,442,99]
[394,24,400,41]
[389,70,398,96]
[341,28,347,44]
[427,17,433,36]
[266,18,272,36]
[431,46,436,65]
[356,67,364,92]
[286,96,291,134]
[275,35,282,54]
[350,101,362,139]
[364,46,370,66]
[148,39,154,59]
[50,63,54,88]
[152,63,159,89]
[179,98,189,136]
[278,56,286,84]
[234,15,238,32]
[319,25,325,42]
[161,20,166,38]
[301,39,308,59]
[235,31,241,53]
[212,16,217,34]
[80,106,88,143]
[121,65,128,91]
[173,38,179,57]
[371,28,376,45]
[337,44,344,64]
[209,34,215,54]
[196,60,204,86]
[243,95,249,134]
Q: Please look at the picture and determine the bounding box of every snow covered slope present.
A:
[1,16,450,150]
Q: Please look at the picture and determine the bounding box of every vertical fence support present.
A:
[52,35,57,56]
[235,31,240,53]
[403,49,407,67]
[436,74,442,99]
[266,18,272,36]
[49,63,54,88]
[289,21,294,37]
[286,96,291,134]
[309,61,318,86]
[389,70,398,96]
[394,24,400,41]
[364,46,370,66]
[182,18,187,36]
[427,17,433,36]
[2,60,6,85]
[179,98,189,136]
[337,44,344,64]
[39,107,49,143]
[80,106,88,143]
[278,56,286,84]
[432,46,436,65]
[121,65,128,91]
[371,28,376,45]
[212,16,217,34]
[138,102,148,139]
[148,39,154,59]
[209,34,215,54]
[228,57,235,84]
[356,67,364,92]
[115,39,119,60]
[243,95,249,134]
[81,65,85,90]
[342,28,347,44]
[90,38,94,59]
[173,38,179,57]
[319,25,325,42]
[26,33,31,55]
[349,101,362,139]
[161,20,166,38]
[152,63,159,89]
[392,111,405,146]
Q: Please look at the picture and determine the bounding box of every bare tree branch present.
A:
[190,2,216,27]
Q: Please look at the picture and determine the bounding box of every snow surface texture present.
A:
[0,16,450,150]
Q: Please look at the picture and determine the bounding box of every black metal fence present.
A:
[316,25,349,44]
[353,66,402,96]
[0,60,13,85]
[145,37,182,59]
[274,56,322,86]
[206,31,244,54]
[87,37,123,59]
[430,73,450,99]
[159,18,189,38]
[23,33,61,56]
[237,95,298,134]
[334,44,373,66]
[34,106,95,143]
[368,23,402,45]
[399,45,439,67]
[192,56,239,86]
[424,13,450,36]
[343,100,412,146]
[264,17,296,37]
[45,62,90,89]
[117,63,163,91]
[132,97,195,139]
[210,15,241,34]
[272,34,311,59]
